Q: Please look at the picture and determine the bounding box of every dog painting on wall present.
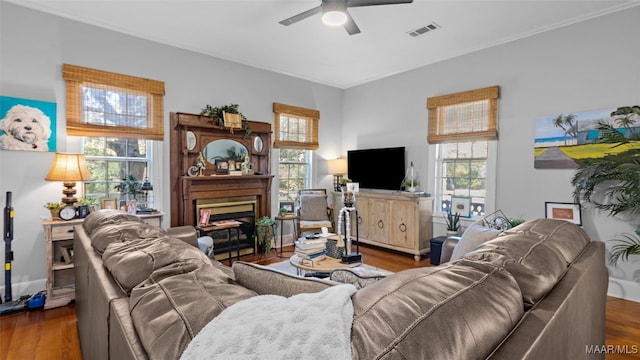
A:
[0,96,56,152]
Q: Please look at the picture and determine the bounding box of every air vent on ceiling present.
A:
[407,22,441,37]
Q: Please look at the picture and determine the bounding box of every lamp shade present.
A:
[327,158,348,175]
[45,153,92,182]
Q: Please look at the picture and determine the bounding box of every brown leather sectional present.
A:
[74,210,607,359]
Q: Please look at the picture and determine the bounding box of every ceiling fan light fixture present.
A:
[322,10,347,26]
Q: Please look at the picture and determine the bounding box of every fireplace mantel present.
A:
[169,112,273,227]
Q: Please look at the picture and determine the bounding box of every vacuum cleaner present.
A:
[0,191,45,315]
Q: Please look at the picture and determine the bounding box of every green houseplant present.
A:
[199,103,251,136]
[571,105,640,265]
[114,175,142,201]
[255,216,276,255]
[444,211,461,234]
[44,202,63,219]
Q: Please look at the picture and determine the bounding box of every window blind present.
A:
[273,102,319,150]
[427,85,500,144]
[63,64,165,141]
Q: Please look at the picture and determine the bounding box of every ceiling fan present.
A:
[279,0,414,35]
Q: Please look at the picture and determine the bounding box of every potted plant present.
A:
[199,103,251,136]
[44,202,63,219]
[571,105,640,265]
[340,177,352,192]
[444,211,461,236]
[255,216,276,255]
[401,179,421,193]
[115,175,142,201]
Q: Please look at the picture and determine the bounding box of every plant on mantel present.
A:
[199,103,251,136]
[571,105,640,265]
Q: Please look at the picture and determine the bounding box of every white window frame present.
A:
[278,148,313,204]
[428,140,497,227]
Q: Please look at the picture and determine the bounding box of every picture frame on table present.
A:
[450,196,472,218]
[101,198,117,210]
[199,209,211,226]
[346,182,359,193]
[215,159,229,173]
[279,201,294,214]
[60,244,74,264]
[545,202,582,225]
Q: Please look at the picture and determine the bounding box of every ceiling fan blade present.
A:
[347,0,413,8]
[343,10,361,35]
[279,6,322,26]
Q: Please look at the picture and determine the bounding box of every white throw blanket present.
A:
[180,284,357,360]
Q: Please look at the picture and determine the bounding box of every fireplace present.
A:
[195,197,257,260]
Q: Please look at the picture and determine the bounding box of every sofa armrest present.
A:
[232,261,337,297]
[439,236,461,264]
[166,226,198,248]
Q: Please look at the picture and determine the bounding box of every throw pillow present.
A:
[299,194,329,221]
[449,220,501,261]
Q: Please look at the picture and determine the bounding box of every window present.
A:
[273,102,319,204]
[437,141,488,216]
[82,137,151,201]
[63,64,164,202]
[278,149,311,204]
[427,86,500,218]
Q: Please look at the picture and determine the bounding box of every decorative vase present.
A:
[446,230,458,237]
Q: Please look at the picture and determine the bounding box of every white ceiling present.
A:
[7,0,640,89]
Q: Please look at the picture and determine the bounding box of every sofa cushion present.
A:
[102,237,212,293]
[83,209,141,236]
[299,194,329,221]
[351,261,524,360]
[129,263,258,360]
[461,219,587,306]
[501,218,590,263]
[450,219,502,261]
[90,221,168,255]
[330,267,392,289]
[232,261,335,297]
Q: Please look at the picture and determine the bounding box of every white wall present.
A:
[0,3,343,297]
[342,7,640,301]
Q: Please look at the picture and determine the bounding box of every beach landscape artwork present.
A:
[534,106,640,169]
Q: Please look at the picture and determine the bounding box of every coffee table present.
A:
[289,254,360,277]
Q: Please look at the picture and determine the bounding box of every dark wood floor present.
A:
[1,244,638,360]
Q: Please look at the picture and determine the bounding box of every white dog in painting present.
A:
[0,104,51,151]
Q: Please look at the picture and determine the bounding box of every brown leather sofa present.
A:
[74,210,607,360]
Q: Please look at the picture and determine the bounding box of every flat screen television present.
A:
[347,147,405,191]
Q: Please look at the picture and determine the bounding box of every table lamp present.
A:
[327,158,347,192]
[45,152,92,206]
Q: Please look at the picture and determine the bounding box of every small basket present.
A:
[326,239,345,259]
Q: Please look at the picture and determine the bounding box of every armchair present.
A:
[296,189,333,239]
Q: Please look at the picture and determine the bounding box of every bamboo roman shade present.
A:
[427,85,500,144]
[273,102,319,150]
[63,64,165,140]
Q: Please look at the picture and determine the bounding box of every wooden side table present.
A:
[197,221,241,265]
[42,212,164,309]
[275,215,298,257]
